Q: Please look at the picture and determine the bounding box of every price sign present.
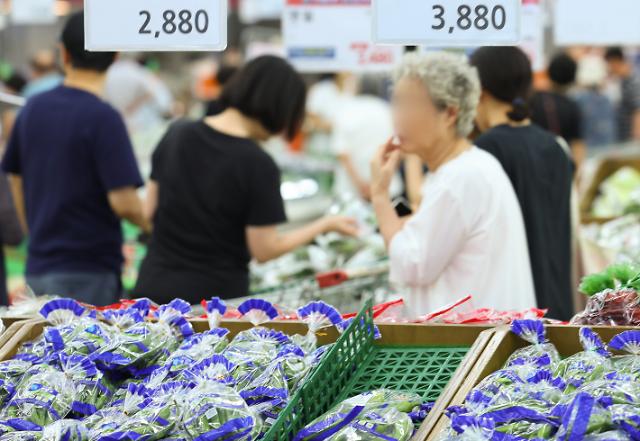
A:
[283,0,403,73]
[11,0,55,24]
[373,0,521,46]
[84,0,227,52]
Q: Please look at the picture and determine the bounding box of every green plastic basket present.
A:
[263,300,471,440]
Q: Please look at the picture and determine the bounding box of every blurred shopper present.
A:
[0,72,27,145]
[1,12,149,306]
[23,50,63,99]
[471,47,574,320]
[370,52,534,315]
[530,53,586,166]
[305,73,352,155]
[605,47,640,142]
[105,58,172,133]
[332,76,401,201]
[574,55,617,149]
[205,65,239,117]
[0,174,23,306]
[135,56,357,304]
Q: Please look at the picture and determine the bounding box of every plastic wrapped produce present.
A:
[505,320,560,368]
[1,363,76,429]
[41,420,88,441]
[609,331,640,380]
[95,299,193,374]
[181,381,261,441]
[0,360,34,406]
[555,328,612,391]
[204,297,227,330]
[573,265,640,326]
[293,390,421,441]
[295,302,343,352]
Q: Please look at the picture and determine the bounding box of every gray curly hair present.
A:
[394,51,481,138]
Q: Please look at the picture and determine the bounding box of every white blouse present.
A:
[389,147,536,316]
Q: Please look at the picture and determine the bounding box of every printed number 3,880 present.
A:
[431,4,506,32]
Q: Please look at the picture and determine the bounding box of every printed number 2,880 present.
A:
[139,10,209,36]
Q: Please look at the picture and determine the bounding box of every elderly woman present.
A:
[370,52,535,315]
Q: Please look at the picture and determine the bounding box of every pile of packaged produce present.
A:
[581,215,640,265]
[591,166,640,218]
[442,320,640,440]
[572,264,640,326]
[250,198,386,291]
[0,297,430,441]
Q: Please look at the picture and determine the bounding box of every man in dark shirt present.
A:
[530,53,586,166]
[605,47,640,143]
[2,12,149,306]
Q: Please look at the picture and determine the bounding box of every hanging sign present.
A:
[283,0,403,73]
[84,0,227,51]
[373,0,521,46]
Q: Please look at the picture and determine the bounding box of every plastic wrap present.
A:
[204,297,227,330]
[293,390,421,441]
[505,320,560,367]
[555,328,612,391]
[95,299,193,373]
[296,302,343,352]
[609,330,640,379]
[1,364,76,429]
[181,382,261,441]
[41,420,87,441]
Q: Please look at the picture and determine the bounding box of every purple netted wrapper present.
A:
[205,297,227,330]
[39,299,86,326]
[609,331,640,355]
[237,299,278,326]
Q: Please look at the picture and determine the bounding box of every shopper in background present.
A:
[1,12,149,306]
[135,56,358,305]
[331,75,401,201]
[23,50,63,99]
[105,57,172,133]
[370,52,535,315]
[305,73,353,155]
[0,72,27,145]
[0,174,23,306]
[604,47,640,143]
[205,65,239,117]
[471,47,574,321]
[574,55,617,149]
[530,53,586,167]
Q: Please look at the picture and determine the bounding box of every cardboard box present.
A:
[580,156,640,224]
[427,325,639,440]
[0,319,493,441]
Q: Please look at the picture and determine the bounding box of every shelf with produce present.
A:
[0,297,495,441]
[428,321,640,440]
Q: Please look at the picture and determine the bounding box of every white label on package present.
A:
[84,0,227,52]
[373,0,521,46]
[283,0,403,73]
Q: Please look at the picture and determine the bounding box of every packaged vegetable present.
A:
[505,320,560,368]
[555,328,611,391]
[293,390,421,441]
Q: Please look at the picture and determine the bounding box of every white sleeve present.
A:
[330,113,350,156]
[389,188,468,286]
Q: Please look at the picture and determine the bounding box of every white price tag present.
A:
[373,0,521,46]
[84,0,227,52]
[283,0,403,73]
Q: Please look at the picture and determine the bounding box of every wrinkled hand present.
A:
[370,139,402,197]
[322,215,359,237]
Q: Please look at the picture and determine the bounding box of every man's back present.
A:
[2,86,143,276]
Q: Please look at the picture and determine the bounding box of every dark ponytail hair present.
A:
[470,47,533,123]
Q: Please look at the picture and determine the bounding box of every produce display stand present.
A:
[259,301,494,441]
[426,325,640,440]
[0,302,494,441]
[247,266,391,313]
[0,318,38,352]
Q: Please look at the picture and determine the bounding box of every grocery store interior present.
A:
[0,0,639,440]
